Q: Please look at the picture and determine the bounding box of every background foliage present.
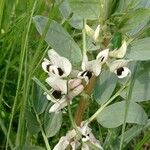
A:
[0,0,150,150]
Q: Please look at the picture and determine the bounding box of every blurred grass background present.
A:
[0,0,150,150]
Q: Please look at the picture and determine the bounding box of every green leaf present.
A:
[25,109,40,135]
[97,101,148,128]
[22,146,45,150]
[56,0,83,29]
[122,62,150,102]
[33,15,82,66]
[94,70,118,105]
[120,119,150,149]
[126,38,150,61]
[119,8,150,32]
[116,0,140,12]
[33,83,48,114]
[44,106,62,137]
[68,0,100,19]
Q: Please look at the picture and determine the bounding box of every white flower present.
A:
[109,59,131,78]
[78,49,109,84]
[45,77,84,113]
[53,122,103,150]
[53,130,76,150]
[46,76,67,95]
[42,49,72,77]
[78,123,103,149]
[85,24,100,42]
[109,40,127,58]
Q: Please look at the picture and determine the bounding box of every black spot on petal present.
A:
[57,67,64,76]
[101,56,104,62]
[46,64,51,72]
[81,71,87,76]
[52,90,62,99]
[86,71,92,80]
[82,135,86,138]
[117,67,124,76]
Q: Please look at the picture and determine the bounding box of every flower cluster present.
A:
[42,37,131,112]
[85,24,131,79]
[41,23,132,150]
[53,122,103,150]
[42,49,84,113]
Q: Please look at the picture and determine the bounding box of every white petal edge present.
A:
[109,40,127,58]
[53,136,70,150]
[42,58,51,73]
[94,25,100,41]
[81,54,88,71]
[49,97,67,113]
[96,49,109,64]
[109,59,130,72]
[46,77,67,94]
[85,24,95,38]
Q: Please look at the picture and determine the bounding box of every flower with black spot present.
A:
[78,49,109,84]
[53,122,103,150]
[109,59,131,78]
[42,49,72,78]
[45,77,84,113]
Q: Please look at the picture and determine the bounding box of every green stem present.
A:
[86,83,127,124]
[82,19,87,56]
[119,63,138,150]
[67,96,77,129]
[36,114,51,150]
[0,117,13,149]
[14,0,37,148]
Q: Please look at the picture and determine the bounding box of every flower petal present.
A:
[114,67,131,78]
[46,93,58,103]
[48,49,72,76]
[91,60,101,76]
[81,54,88,71]
[109,59,130,72]
[42,58,51,73]
[109,40,127,58]
[53,136,70,150]
[49,97,67,113]
[96,49,109,64]
[82,143,89,150]
[68,84,84,99]
[85,24,95,38]
[94,25,100,41]
[46,77,67,94]
[77,71,92,84]
[68,79,82,90]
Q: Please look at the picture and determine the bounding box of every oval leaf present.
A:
[119,8,150,32]
[25,109,40,135]
[33,15,82,66]
[121,62,150,102]
[33,83,48,114]
[44,107,62,137]
[97,101,148,128]
[94,70,118,105]
[126,38,150,61]
[68,0,100,20]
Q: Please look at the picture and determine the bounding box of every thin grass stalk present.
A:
[6,1,38,149]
